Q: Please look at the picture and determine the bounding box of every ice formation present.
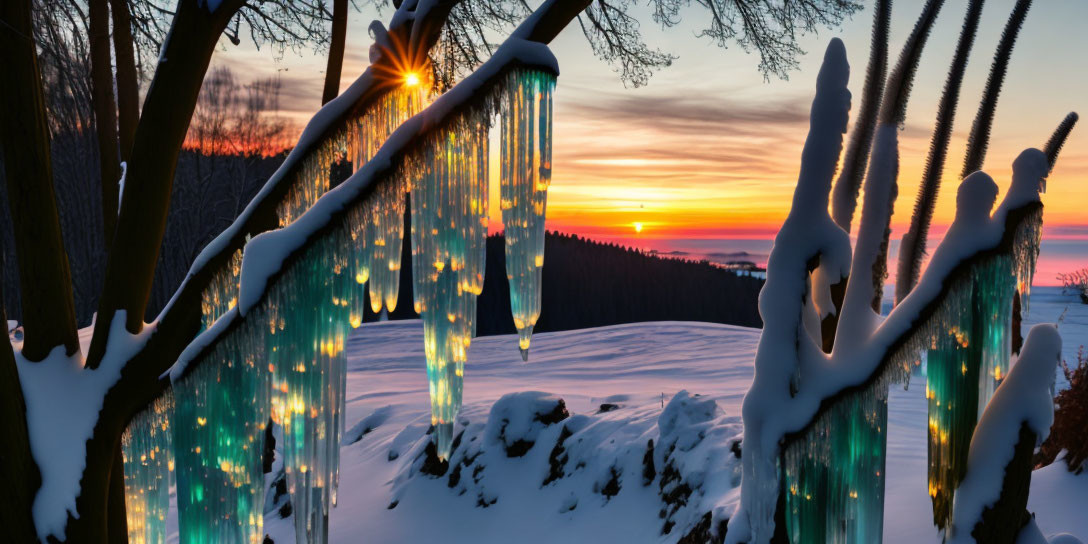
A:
[173,317,270,544]
[352,85,427,314]
[276,130,346,228]
[408,109,491,458]
[366,177,407,314]
[265,228,361,543]
[781,377,889,543]
[201,249,243,330]
[121,393,174,544]
[924,254,1016,528]
[729,33,1050,543]
[164,28,560,541]
[500,68,555,360]
[729,38,853,544]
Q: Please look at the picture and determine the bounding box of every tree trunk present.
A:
[87,0,242,368]
[0,250,42,544]
[91,0,122,251]
[970,423,1036,542]
[321,0,349,105]
[108,448,128,543]
[0,0,80,361]
[110,0,141,163]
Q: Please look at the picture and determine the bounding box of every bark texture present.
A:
[322,0,349,105]
[111,0,142,163]
[0,0,80,360]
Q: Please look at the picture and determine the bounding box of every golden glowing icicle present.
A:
[122,393,174,544]
[500,68,555,361]
[367,177,407,314]
[409,112,490,459]
[349,83,428,316]
[200,249,243,330]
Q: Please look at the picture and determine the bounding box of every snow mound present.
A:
[371,388,742,541]
[484,392,570,456]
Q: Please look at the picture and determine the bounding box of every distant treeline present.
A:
[365,220,764,333]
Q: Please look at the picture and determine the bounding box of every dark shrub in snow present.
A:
[1035,347,1088,473]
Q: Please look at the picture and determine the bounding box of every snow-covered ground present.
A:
[162,287,1087,543]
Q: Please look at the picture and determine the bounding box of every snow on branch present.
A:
[727,32,1051,542]
[168,27,559,382]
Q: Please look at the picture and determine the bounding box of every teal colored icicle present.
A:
[268,231,357,544]
[500,68,555,361]
[173,318,271,544]
[121,392,174,544]
[926,256,1015,529]
[782,378,889,543]
[409,114,490,459]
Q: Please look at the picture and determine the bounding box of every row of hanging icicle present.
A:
[119,65,556,544]
[778,205,1041,543]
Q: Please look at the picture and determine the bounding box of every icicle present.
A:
[500,68,555,360]
[408,112,490,459]
[366,177,407,314]
[201,249,243,330]
[781,371,891,543]
[346,204,370,329]
[352,85,427,171]
[349,84,428,316]
[924,252,1025,528]
[122,392,174,544]
[173,318,270,544]
[266,227,359,544]
[277,130,347,227]
[1011,206,1043,312]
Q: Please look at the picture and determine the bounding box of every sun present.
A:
[633,222,643,234]
[404,72,421,87]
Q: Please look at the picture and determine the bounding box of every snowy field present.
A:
[163,286,1087,543]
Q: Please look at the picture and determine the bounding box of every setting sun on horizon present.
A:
[214,0,1087,286]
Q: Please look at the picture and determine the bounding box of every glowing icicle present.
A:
[351,85,428,171]
[267,227,360,544]
[924,213,1041,529]
[173,317,270,544]
[500,68,555,361]
[782,372,891,543]
[277,129,348,227]
[275,82,426,230]
[367,177,407,314]
[346,204,370,329]
[201,249,243,330]
[409,112,490,459]
[349,83,427,316]
[122,393,174,544]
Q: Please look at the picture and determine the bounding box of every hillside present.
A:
[367,228,765,333]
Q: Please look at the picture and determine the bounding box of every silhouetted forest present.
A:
[364,214,764,332]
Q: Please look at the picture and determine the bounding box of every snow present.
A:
[14,312,155,542]
[947,324,1062,543]
[158,308,1085,543]
[117,161,127,215]
[729,40,852,542]
[160,38,559,379]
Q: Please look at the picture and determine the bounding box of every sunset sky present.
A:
[216,0,1088,284]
